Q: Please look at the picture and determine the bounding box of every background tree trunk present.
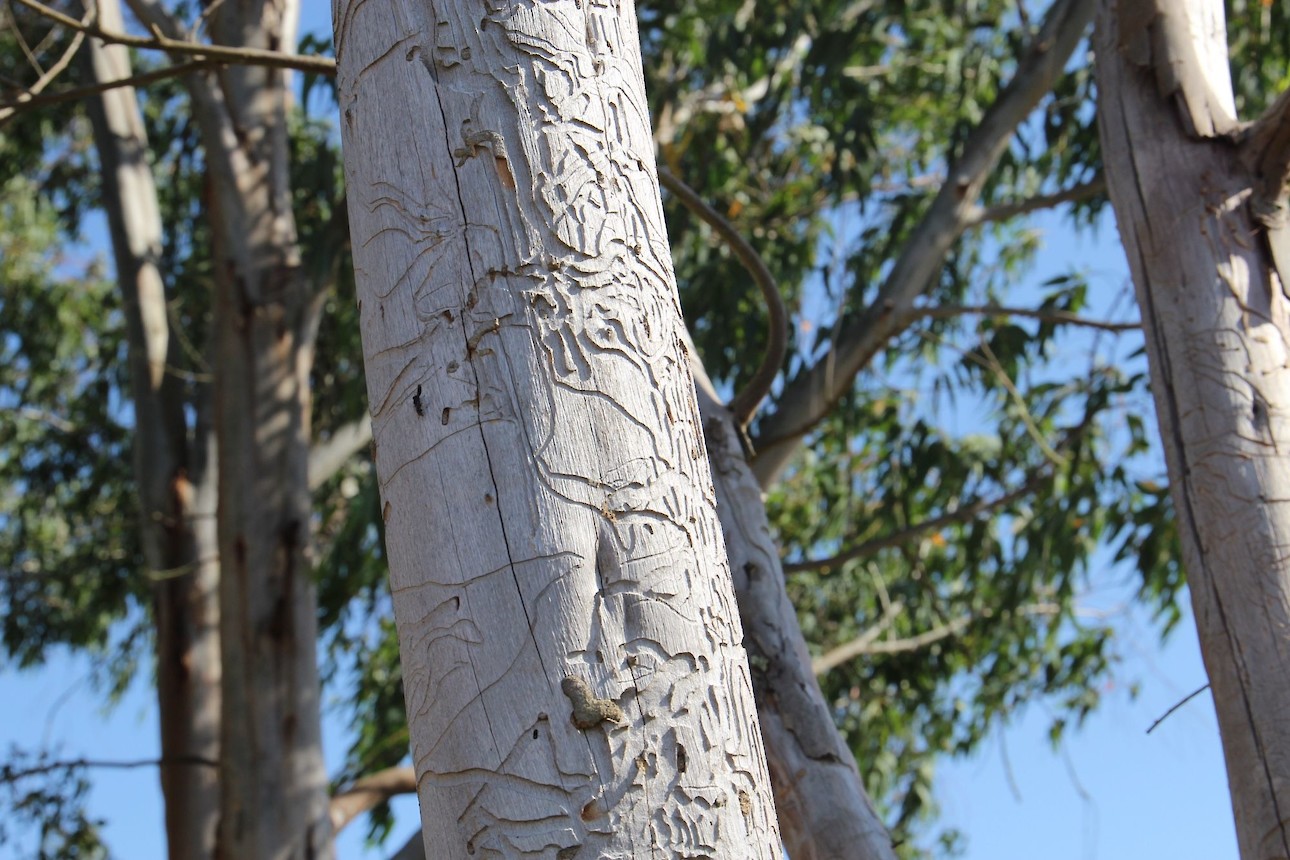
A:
[334,0,782,855]
[1097,3,1290,857]
[120,0,334,855]
[84,3,221,856]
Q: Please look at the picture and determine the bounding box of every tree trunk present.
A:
[691,358,896,860]
[135,0,334,855]
[1096,3,1290,857]
[84,3,221,857]
[334,0,782,855]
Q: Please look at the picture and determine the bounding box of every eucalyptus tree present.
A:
[0,0,1229,857]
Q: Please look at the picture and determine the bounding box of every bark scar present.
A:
[561,676,626,729]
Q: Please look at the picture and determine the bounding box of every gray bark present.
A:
[83,3,221,857]
[1096,3,1290,857]
[691,356,896,860]
[334,0,782,855]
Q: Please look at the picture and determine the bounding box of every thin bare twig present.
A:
[1,755,218,782]
[1145,683,1211,735]
[658,167,787,428]
[0,5,89,122]
[812,611,972,675]
[783,474,1047,575]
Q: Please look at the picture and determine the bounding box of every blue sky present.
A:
[0,7,1241,860]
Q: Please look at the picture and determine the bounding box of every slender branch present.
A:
[812,611,973,675]
[0,6,89,122]
[0,59,213,118]
[901,303,1141,333]
[16,405,77,434]
[750,0,1096,486]
[12,0,334,73]
[658,167,787,428]
[784,471,1047,575]
[1145,683,1211,735]
[963,177,1107,228]
[4,0,46,76]
[308,415,373,491]
[1,755,218,782]
[328,765,417,834]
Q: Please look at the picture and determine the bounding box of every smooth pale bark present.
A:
[1096,3,1290,857]
[334,0,781,855]
[120,0,334,855]
[83,3,221,857]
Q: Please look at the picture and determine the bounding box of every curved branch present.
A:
[812,612,972,675]
[328,766,417,834]
[750,0,1096,486]
[657,167,786,428]
[308,415,372,491]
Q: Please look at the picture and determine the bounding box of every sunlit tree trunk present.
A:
[84,2,221,857]
[334,0,782,854]
[1097,3,1290,857]
[120,0,333,855]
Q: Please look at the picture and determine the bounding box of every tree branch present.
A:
[1240,86,1290,290]
[812,610,973,676]
[308,415,372,491]
[0,6,89,122]
[784,471,1049,575]
[899,303,1140,333]
[657,167,786,428]
[328,765,417,834]
[1,755,218,782]
[12,0,334,73]
[1243,87,1290,207]
[750,0,1096,486]
[963,177,1106,228]
[0,59,213,118]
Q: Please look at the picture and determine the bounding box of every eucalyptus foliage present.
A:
[12,0,1285,855]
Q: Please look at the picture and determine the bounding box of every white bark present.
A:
[334,0,781,855]
[1097,3,1290,857]
[118,1,335,856]
[84,3,221,857]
